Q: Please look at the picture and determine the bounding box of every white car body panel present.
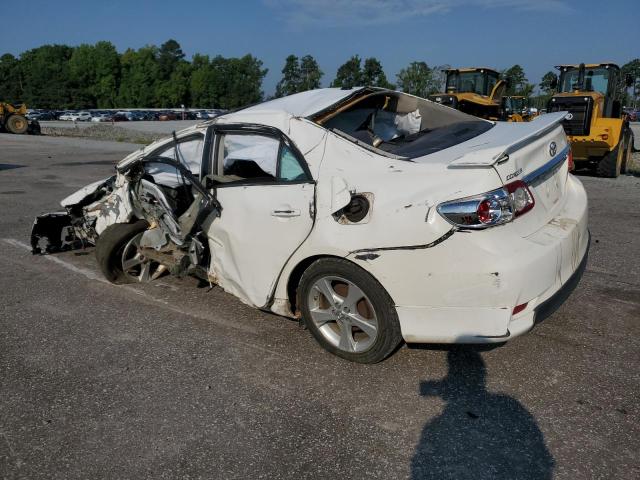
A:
[41,88,588,346]
[207,182,315,307]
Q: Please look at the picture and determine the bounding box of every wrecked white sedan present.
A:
[32,87,589,363]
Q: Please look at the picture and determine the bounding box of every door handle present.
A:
[271,208,301,218]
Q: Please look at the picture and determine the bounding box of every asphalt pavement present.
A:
[1,134,638,479]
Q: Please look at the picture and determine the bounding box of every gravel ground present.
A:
[39,120,201,135]
[41,124,167,145]
[0,135,638,480]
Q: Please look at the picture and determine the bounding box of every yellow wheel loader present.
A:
[500,96,538,122]
[547,63,634,178]
[428,68,507,120]
[0,102,30,134]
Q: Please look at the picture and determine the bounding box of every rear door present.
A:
[206,126,315,307]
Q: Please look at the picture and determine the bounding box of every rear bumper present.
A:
[356,175,589,344]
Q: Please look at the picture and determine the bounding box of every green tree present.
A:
[299,55,323,91]
[0,54,23,103]
[502,65,527,96]
[275,55,301,97]
[117,46,160,107]
[68,41,120,108]
[157,39,185,79]
[331,55,362,89]
[217,54,268,108]
[621,59,640,107]
[362,57,394,89]
[190,54,216,107]
[396,61,439,97]
[190,54,267,108]
[19,44,74,108]
[539,71,558,96]
[155,40,191,107]
[156,61,191,107]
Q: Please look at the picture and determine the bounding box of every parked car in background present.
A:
[67,111,92,122]
[26,110,55,121]
[32,87,589,363]
[158,111,177,121]
[111,113,129,122]
[91,113,113,122]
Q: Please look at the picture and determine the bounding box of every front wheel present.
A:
[95,220,165,284]
[298,258,402,363]
[596,138,624,178]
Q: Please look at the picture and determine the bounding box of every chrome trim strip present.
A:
[523,145,570,186]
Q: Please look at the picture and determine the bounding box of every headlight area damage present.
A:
[31,176,119,254]
[31,157,222,282]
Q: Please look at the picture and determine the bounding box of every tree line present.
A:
[1,39,638,109]
[0,40,267,109]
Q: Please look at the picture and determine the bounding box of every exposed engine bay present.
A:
[31,153,221,282]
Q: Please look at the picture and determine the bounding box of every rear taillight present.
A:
[505,180,535,217]
[437,180,535,229]
[567,149,574,171]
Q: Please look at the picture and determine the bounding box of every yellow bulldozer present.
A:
[428,67,507,120]
[0,102,31,134]
[546,63,634,177]
[500,95,538,122]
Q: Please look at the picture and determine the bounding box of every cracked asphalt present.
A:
[1,134,639,479]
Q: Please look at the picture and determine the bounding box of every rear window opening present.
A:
[313,90,493,159]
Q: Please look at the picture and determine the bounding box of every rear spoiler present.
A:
[449,112,569,167]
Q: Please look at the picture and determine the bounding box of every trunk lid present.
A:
[444,112,571,236]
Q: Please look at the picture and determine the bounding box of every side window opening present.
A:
[213,132,310,184]
[222,134,279,181]
[278,144,307,181]
[146,134,205,187]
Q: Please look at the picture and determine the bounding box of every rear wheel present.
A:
[298,258,402,363]
[596,137,624,178]
[6,114,28,134]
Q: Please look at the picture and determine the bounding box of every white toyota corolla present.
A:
[32,87,589,363]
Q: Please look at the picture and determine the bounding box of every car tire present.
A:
[298,257,402,363]
[95,220,149,284]
[6,114,28,134]
[596,137,624,178]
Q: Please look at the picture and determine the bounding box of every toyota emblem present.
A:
[549,141,557,157]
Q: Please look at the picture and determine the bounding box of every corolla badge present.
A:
[549,141,557,157]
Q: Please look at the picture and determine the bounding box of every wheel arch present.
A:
[284,254,345,316]
[281,253,396,317]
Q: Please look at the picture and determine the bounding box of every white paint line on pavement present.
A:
[1,237,270,340]
[3,238,110,284]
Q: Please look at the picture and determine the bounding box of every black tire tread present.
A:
[596,138,622,178]
[6,114,28,134]
[95,220,149,284]
[298,257,402,364]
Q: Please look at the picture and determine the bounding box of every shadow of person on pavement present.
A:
[411,347,554,480]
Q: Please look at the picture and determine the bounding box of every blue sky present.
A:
[1,0,637,95]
